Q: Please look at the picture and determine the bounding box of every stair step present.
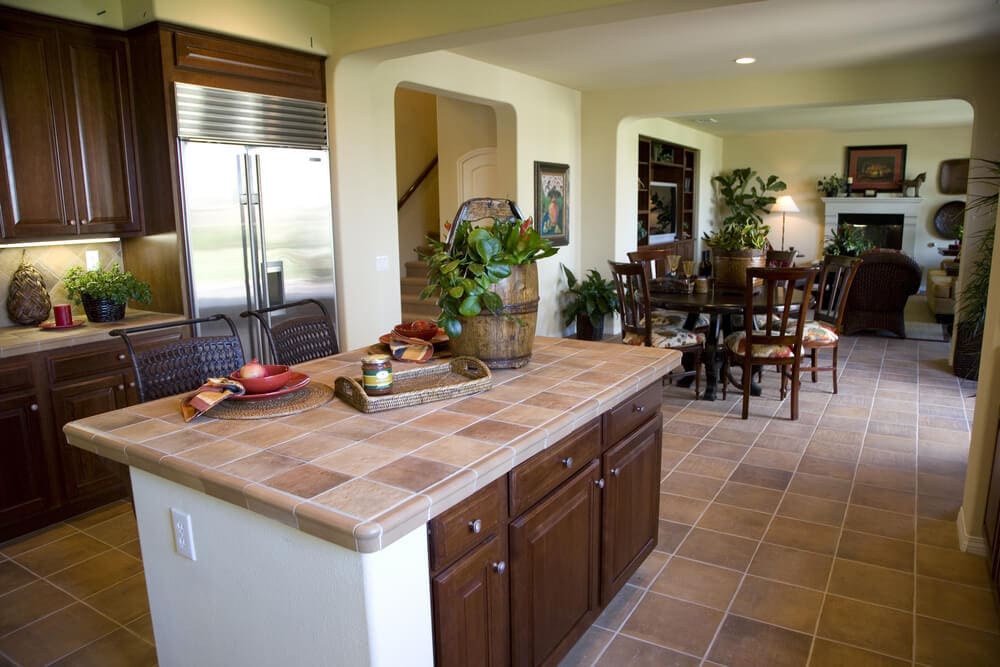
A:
[405,260,430,278]
[402,276,427,289]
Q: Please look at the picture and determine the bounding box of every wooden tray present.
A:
[334,356,492,413]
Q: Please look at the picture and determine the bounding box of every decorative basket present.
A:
[6,258,51,325]
[335,357,492,413]
[81,294,126,322]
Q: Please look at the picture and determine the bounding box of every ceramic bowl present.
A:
[230,364,292,394]
[393,320,440,341]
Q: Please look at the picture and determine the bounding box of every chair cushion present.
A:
[797,320,839,344]
[624,327,705,349]
[649,309,710,329]
[724,331,796,359]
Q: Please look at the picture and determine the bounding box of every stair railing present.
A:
[397,155,439,211]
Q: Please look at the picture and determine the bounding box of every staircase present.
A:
[401,249,440,324]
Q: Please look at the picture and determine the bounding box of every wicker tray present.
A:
[334,356,492,413]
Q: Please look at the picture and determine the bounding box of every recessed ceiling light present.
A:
[735,57,756,65]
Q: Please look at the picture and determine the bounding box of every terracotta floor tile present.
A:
[696,503,772,540]
[0,602,117,667]
[660,472,724,501]
[729,575,823,633]
[837,529,914,572]
[828,558,914,611]
[66,502,132,531]
[11,533,110,577]
[659,493,708,525]
[854,464,915,493]
[79,512,139,548]
[125,614,155,644]
[715,481,783,514]
[650,556,742,610]
[916,543,992,588]
[47,549,143,598]
[50,627,156,666]
[755,432,810,454]
[915,576,1000,633]
[674,454,738,480]
[707,425,760,446]
[85,572,150,625]
[817,595,913,660]
[764,516,841,556]
[0,523,79,558]
[850,484,915,515]
[621,591,723,655]
[656,521,690,554]
[797,455,855,481]
[804,440,861,464]
[0,579,74,636]
[662,433,700,453]
[692,440,748,462]
[809,638,910,666]
[742,447,801,472]
[707,614,812,667]
[0,560,36,596]
[917,493,962,521]
[842,505,914,541]
[916,516,960,549]
[628,550,667,589]
[593,584,644,632]
[729,463,792,491]
[747,542,833,590]
[859,447,915,470]
[786,473,852,502]
[595,634,699,667]
[918,470,965,500]
[676,527,758,571]
[777,493,845,527]
[561,625,615,665]
[914,615,1000,666]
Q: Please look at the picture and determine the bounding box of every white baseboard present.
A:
[957,506,989,556]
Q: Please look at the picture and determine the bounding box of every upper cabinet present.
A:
[0,9,141,240]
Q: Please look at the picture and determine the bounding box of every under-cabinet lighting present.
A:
[734,56,756,65]
[0,237,120,249]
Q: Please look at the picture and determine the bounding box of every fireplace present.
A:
[838,212,904,250]
[822,197,921,256]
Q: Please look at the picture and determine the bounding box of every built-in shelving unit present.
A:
[637,136,697,260]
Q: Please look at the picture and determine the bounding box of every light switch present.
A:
[85,250,100,271]
[375,255,390,272]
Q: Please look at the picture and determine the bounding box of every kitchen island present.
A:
[63,337,680,666]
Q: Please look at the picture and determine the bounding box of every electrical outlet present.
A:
[170,508,197,561]
[85,250,100,271]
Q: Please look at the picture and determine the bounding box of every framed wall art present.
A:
[846,145,907,193]
[534,161,569,247]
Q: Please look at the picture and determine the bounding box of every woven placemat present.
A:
[207,383,334,420]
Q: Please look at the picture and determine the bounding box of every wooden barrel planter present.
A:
[449,263,539,369]
[712,249,766,292]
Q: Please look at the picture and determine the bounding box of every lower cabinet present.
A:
[429,382,663,667]
[0,357,53,530]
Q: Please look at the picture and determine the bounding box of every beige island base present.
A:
[64,337,680,666]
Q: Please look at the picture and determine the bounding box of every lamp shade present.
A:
[772,195,799,213]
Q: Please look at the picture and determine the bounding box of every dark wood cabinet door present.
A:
[510,460,601,667]
[601,416,662,604]
[50,373,130,502]
[432,534,509,667]
[0,392,50,530]
[59,28,140,235]
[0,14,73,238]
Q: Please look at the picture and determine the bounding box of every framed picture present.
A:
[534,161,569,247]
[846,145,907,193]
[648,181,677,243]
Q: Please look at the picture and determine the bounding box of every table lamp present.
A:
[771,195,799,250]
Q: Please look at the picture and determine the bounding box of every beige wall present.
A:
[720,125,973,271]
[436,97,499,226]
[395,88,440,265]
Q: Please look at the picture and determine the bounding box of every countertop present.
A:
[64,337,681,553]
[0,310,184,358]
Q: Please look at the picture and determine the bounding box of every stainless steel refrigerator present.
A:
[176,83,337,361]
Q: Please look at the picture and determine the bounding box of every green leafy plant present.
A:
[824,226,874,257]
[703,168,786,251]
[559,264,619,328]
[957,158,1000,339]
[63,264,151,305]
[419,218,557,337]
[817,174,847,196]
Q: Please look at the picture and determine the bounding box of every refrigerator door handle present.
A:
[240,153,265,360]
[252,153,273,312]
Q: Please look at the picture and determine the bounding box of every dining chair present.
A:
[241,298,339,365]
[109,314,245,403]
[721,266,819,420]
[796,255,863,394]
[609,260,704,396]
[627,248,710,329]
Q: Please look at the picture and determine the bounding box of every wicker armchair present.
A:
[841,251,921,338]
[241,299,339,365]
[110,314,245,403]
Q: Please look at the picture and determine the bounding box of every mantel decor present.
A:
[534,161,569,247]
[846,145,907,193]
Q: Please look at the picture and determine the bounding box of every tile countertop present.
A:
[0,310,184,357]
[63,337,681,553]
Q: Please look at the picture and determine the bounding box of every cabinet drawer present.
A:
[604,382,661,446]
[509,418,601,518]
[47,341,130,384]
[429,476,507,573]
[0,357,35,394]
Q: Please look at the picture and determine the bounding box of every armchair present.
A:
[841,251,921,338]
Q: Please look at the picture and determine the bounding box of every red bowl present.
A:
[393,320,440,341]
[230,364,292,394]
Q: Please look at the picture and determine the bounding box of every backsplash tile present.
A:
[0,242,123,328]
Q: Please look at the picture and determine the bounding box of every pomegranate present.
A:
[238,359,267,379]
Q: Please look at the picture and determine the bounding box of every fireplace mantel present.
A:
[822,196,922,255]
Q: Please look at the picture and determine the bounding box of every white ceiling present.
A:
[448,0,999,133]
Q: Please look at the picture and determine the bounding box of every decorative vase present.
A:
[81,294,126,323]
[712,248,767,292]
[6,258,51,325]
[575,314,604,341]
[449,263,539,369]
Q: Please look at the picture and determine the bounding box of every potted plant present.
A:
[817,174,847,197]
[824,226,874,256]
[559,264,619,341]
[704,168,786,290]
[420,216,557,368]
[63,263,152,323]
